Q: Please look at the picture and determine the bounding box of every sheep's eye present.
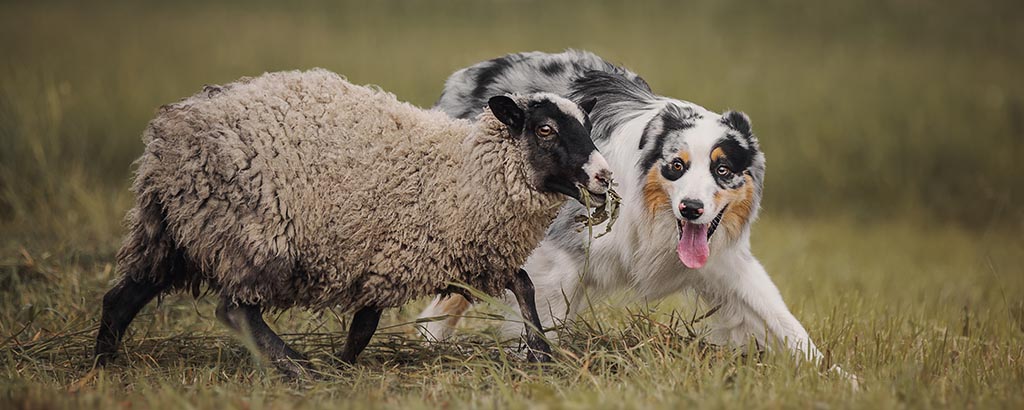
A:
[536,124,555,137]
[716,165,732,176]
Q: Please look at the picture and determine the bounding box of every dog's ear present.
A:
[721,110,752,137]
[719,110,759,170]
[489,96,525,132]
[579,98,598,115]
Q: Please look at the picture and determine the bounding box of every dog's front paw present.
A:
[830,365,861,391]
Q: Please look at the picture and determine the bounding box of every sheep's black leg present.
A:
[337,307,382,365]
[216,295,313,379]
[94,275,170,367]
[508,268,553,363]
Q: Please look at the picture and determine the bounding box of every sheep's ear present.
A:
[488,96,524,132]
[579,98,597,115]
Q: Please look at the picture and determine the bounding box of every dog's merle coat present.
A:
[438,50,650,121]
[422,49,855,383]
[438,52,762,189]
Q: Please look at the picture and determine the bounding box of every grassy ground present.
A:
[2,0,1022,408]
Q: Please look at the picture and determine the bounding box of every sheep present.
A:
[93,68,612,377]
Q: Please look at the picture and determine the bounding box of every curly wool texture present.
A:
[118,69,563,311]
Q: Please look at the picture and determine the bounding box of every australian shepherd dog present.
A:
[419,50,853,381]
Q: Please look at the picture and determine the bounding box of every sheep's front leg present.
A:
[338,307,382,365]
[216,295,313,379]
[94,275,170,367]
[508,268,553,363]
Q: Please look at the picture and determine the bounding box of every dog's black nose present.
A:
[678,199,704,221]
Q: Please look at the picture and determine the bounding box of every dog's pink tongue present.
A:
[677,223,710,269]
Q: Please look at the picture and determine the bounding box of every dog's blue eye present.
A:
[716,165,731,176]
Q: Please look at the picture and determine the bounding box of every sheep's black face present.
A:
[489,94,612,207]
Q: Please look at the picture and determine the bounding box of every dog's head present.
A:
[639,104,765,269]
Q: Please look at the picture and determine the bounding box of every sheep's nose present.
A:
[678,199,704,221]
[583,152,612,193]
[594,170,611,189]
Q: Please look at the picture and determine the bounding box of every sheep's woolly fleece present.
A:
[119,68,564,311]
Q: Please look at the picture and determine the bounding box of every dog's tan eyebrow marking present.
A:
[678,150,690,164]
[711,147,726,161]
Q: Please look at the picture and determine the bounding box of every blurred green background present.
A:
[2,0,1021,247]
[2,1,1023,408]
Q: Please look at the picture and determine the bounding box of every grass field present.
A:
[2,0,1023,408]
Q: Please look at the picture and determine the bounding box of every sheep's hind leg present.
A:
[337,307,382,365]
[216,295,313,379]
[508,268,553,363]
[94,275,171,367]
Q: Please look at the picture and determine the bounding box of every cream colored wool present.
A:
[117,69,563,311]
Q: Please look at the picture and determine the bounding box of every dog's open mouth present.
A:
[675,205,727,269]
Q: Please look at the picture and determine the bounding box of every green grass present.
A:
[2,0,1023,408]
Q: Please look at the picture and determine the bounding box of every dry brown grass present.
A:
[2,0,1023,408]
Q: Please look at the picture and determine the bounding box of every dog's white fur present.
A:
[419,50,855,384]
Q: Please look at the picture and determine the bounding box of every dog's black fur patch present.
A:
[661,158,688,181]
[713,111,759,189]
[568,71,658,144]
[721,110,752,138]
[541,61,565,76]
[638,104,699,174]
[471,57,515,100]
